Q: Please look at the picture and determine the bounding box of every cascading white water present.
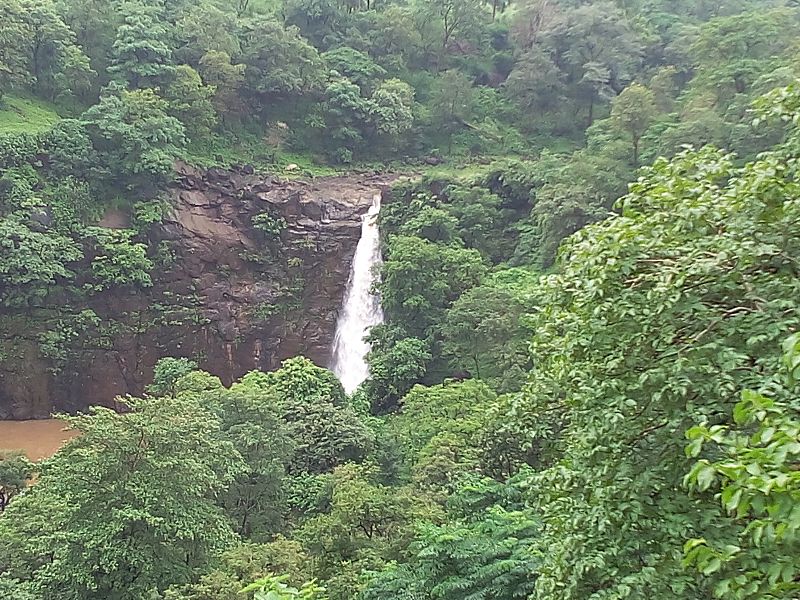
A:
[330,193,384,393]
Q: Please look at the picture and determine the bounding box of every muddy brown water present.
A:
[0,419,77,461]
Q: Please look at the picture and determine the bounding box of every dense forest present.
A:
[1,0,800,598]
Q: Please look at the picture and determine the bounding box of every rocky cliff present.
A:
[0,166,391,419]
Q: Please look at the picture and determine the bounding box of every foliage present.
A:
[0,451,33,512]
[218,377,293,539]
[36,309,100,374]
[364,330,432,414]
[379,235,486,338]
[198,50,247,121]
[148,356,199,396]
[498,137,800,598]
[297,463,430,600]
[241,575,326,600]
[322,47,386,91]
[164,65,218,138]
[388,379,498,491]
[0,396,245,599]
[362,475,538,600]
[262,356,346,409]
[5,3,800,600]
[82,87,186,191]
[252,211,287,238]
[441,281,531,388]
[109,0,175,89]
[610,83,657,167]
[240,17,325,100]
[0,0,32,102]
[365,508,538,600]
[0,214,82,306]
[85,227,153,290]
[132,196,171,232]
[683,333,800,600]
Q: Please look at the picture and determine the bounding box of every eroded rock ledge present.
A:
[0,165,393,418]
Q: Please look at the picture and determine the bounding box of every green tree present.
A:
[369,79,415,138]
[364,329,432,414]
[683,333,800,600]
[441,283,530,384]
[198,50,247,121]
[399,207,459,244]
[379,235,486,337]
[367,508,537,600]
[147,356,199,396]
[85,227,153,290]
[362,476,538,600]
[0,451,33,512]
[175,2,240,65]
[218,376,294,539]
[320,77,372,163]
[429,69,477,152]
[322,47,386,92]
[0,0,32,102]
[443,184,507,261]
[283,0,344,48]
[109,0,175,89]
[164,64,217,137]
[415,0,486,54]
[297,464,428,600]
[45,118,96,178]
[511,146,625,268]
[240,358,372,474]
[506,135,800,599]
[165,539,313,600]
[610,82,657,167]
[687,9,800,110]
[240,18,325,102]
[0,576,38,600]
[0,215,83,306]
[504,47,565,119]
[22,0,94,100]
[388,379,498,491]
[57,0,121,81]
[242,575,326,600]
[0,396,245,599]
[260,356,346,408]
[82,87,186,191]
[541,1,643,124]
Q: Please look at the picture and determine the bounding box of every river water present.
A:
[0,419,77,461]
[330,194,385,394]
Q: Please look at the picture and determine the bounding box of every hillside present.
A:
[1,0,799,599]
[0,96,61,134]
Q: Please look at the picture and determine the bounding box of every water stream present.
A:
[330,194,385,393]
[0,419,77,460]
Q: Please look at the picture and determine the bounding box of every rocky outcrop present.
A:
[0,166,393,418]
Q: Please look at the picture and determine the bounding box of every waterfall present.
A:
[331,193,384,393]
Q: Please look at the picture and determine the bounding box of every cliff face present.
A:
[0,166,391,419]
